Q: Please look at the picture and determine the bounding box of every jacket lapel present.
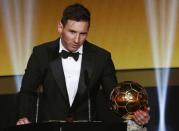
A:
[50,59,69,104]
[49,39,70,106]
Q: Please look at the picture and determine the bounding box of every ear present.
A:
[57,22,63,33]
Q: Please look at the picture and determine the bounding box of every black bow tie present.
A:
[60,50,80,61]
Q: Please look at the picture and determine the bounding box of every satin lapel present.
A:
[50,59,69,103]
[49,40,69,106]
[71,43,95,108]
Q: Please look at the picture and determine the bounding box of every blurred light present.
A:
[145,0,178,131]
[1,0,35,91]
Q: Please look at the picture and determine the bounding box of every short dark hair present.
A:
[61,3,90,26]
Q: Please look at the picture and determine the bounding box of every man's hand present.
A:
[16,117,31,125]
[132,107,150,125]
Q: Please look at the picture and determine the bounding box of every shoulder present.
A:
[33,38,59,51]
[29,38,59,61]
[27,38,59,65]
[84,41,111,56]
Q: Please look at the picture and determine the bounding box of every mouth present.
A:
[69,44,80,52]
[72,44,80,48]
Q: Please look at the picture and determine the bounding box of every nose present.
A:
[74,34,80,43]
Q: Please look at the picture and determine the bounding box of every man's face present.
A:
[58,20,89,52]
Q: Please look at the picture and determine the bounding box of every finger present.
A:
[23,118,30,124]
[16,120,25,125]
[133,111,150,125]
[16,118,30,125]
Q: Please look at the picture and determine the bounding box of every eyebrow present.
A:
[68,29,88,34]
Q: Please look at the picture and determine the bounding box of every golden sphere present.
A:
[110,81,148,120]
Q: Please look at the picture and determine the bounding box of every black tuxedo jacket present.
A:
[17,38,118,122]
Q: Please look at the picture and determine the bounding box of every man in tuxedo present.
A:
[16,3,150,126]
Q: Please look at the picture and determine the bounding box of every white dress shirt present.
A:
[59,39,83,106]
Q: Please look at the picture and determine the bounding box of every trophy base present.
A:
[126,120,147,131]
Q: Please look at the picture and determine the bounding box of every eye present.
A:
[80,32,87,36]
[69,30,76,34]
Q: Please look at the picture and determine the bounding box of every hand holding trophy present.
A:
[110,81,149,131]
